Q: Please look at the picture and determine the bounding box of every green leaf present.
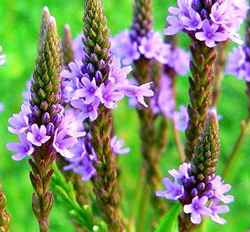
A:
[154,202,181,232]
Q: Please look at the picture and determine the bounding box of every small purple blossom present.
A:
[7,134,34,161]
[168,48,190,76]
[183,196,212,224]
[0,103,4,113]
[27,124,50,146]
[181,8,203,31]
[71,98,100,122]
[195,20,228,48]
[109,57,132,85]
[53,129,78,158]
[138,32,171,64]
[111,30,140,65]
[174,106,189,131]
[156,177,184,200]
[98,82,124,109]
[111,136,130,155]
[209,200,230,225]
[211,176,234,204]
[8,104,31,134]
[73,77,98,104]
[226,46,250,82]
[116,82,154,108]
[168,162,190,180]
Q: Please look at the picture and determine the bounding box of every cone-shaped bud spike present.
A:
[62,24,75,67]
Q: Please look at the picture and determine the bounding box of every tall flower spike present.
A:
[29,13,62,232]
[0,181,11,232]
[83,0,125,231]
[179,110,220,231]
[130,0,153,42]
[131,0,167,216]
[39,6,50,45]
[185,41,216,161]
[62,25,75,67]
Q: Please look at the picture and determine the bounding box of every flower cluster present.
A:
[61,56,154,120]
[111,30,189,67]
[72,33,85,61]
[64,133,130,182]
[156,163,233,225]
[164,0,245,47]
[129,74,189,131]
[7,104,85,161]
[226,46,250,82]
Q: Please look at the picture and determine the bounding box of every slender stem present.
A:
[129,164,145,230]
[136,177,148,232]
[171,119,185,162]
[211,40,229,107]
[222,119,250,179]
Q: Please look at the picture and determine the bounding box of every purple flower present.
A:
[164,16,184,36]
[168,162,190,180]
[73,33,85,61]
[226,47,247,80]
[7,133,34,161]
[27,124,50,146]
[109,57,132,85]
[53,129,78,158]
[0,46,6,66]
[111,30,140,65]
[164,0,244,45]
[183,196,212,224]
[209,200,230,225]
[64,137,97,182]
[156,177,184,200]
[195,20,228,48]
[8,104,31,134]
[116,82,154,107]
[174,106,189,131]
[111,136,130,155]
[181,8,203,31]
[73,77,98,104]
[211,176,234,204]
[138,32,171,64]
[71,97,100,122]
[98,82,124,109]
[0,103,4,113]
[168,48,190,75]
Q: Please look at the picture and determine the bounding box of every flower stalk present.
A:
[83,0,125,231]
[185,41,216,161]
[29,11,62,232]
[132,0,166,216]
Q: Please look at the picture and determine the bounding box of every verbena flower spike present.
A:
[156,111,234,231]
[7,8,85,232]
[164,0,244,160]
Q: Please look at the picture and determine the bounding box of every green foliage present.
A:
[0,0,249,232]
[154,202,181,232]
[51,163,107,232]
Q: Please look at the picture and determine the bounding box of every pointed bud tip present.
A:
[42,6,50,16]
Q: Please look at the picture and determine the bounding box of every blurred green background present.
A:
[0,0,249,231]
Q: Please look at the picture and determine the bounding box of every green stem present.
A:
[222,119,250,179]
[136,177,148,232]
[171,119,185,162]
